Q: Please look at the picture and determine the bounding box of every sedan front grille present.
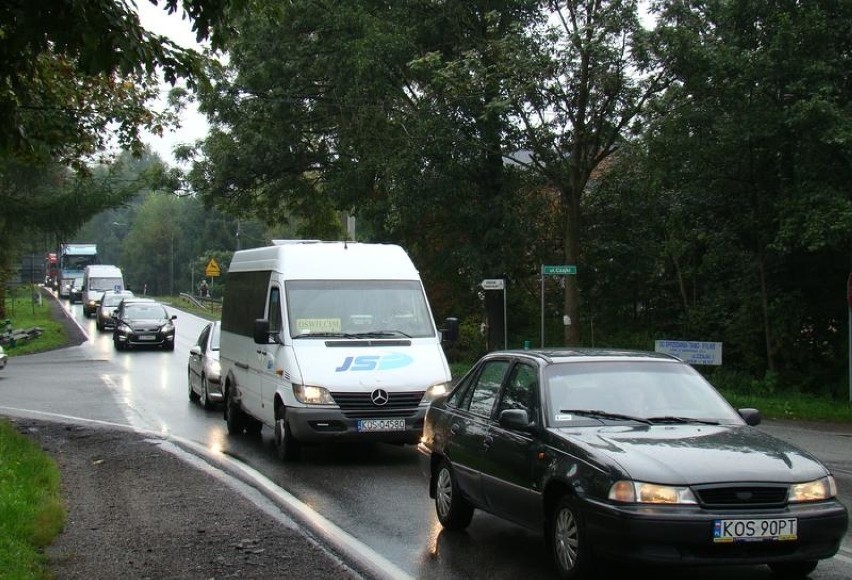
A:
[693,484,789,508]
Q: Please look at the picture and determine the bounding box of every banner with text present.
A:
[654,340,723,366]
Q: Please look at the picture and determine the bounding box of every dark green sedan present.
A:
[417,349,848,579]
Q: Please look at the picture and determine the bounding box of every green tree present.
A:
[632,0,852,391]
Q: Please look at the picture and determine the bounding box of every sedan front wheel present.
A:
[434,460,473,530]
[549,494,592,579]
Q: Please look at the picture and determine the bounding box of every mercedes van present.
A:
[82,264,125,317]
[220,240,457,461]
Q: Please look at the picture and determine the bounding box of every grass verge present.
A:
[3,287,66,356]
[0,420,65,579]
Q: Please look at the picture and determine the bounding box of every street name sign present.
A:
[542,265,577,275]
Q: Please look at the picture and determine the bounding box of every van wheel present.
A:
[274,407,301,461]
[225,387,245,435]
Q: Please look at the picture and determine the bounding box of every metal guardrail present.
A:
[179,293,222,311]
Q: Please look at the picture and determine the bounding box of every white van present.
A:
[220,240,458,460]
[81,264,125,317]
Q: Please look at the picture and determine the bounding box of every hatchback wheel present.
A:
[188,370,199,402]
[434,460,473,530]
[200,376,214,410]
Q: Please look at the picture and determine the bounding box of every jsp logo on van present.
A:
[335,353,413,372]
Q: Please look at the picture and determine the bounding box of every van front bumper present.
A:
[286,406,426,445]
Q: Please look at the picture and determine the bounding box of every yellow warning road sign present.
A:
[205,258,221,277]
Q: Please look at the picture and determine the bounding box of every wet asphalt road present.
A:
[0,293,851,579]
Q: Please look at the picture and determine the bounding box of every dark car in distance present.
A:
[95,290,135,331]
[112,300,176,351]
[418,349,848,579]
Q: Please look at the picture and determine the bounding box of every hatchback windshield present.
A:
[545,361,743,426]
[285,280,434,338]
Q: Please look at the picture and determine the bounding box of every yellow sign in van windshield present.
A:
[295,318,341,333]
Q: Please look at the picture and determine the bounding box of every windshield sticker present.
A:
[335,352,414,372]
[296,318,341,333]
[555,414,574,421]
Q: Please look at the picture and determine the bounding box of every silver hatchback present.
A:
[187,321,222,409]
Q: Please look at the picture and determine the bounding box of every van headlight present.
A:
[608,480,698,504]
[293,384,334,405]
[789,476,837,503]
[423,382,450,403]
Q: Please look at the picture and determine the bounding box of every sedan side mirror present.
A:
[738,408,762,426]
[499,408,534,431]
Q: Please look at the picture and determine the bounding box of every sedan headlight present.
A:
[293,384,334,405]
[608,480,698,504]
[116,323,131,333]
[423,381,450,403]
[161,322,175,333]
[789,476,837,503]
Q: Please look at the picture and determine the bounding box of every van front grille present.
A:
[331,391,424,419]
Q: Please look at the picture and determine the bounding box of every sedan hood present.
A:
[551,424,829,485]
[126,319,169,330]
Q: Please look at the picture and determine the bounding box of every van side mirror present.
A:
[253,319,280,344]
[441,317,459,343]
[254,319,270,344]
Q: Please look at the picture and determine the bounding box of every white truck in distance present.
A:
[219,240,458,461]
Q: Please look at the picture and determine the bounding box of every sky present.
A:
[135,1,210,167]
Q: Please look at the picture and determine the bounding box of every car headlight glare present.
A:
[423,382,450,403]
[293,384,334,405]
[789,476,836,503]
[608,480,697,504]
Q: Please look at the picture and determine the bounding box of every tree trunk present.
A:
[562,189,581,346]
[757,255,776,372]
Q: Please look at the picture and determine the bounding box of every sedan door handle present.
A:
[483,434,494,450]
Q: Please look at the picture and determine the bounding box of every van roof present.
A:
[228,241,420,280]
[84,264,123,274]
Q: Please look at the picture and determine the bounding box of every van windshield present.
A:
[90,277,123,291]
[285,280,435,338]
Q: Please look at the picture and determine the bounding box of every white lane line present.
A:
[0,403,413,580]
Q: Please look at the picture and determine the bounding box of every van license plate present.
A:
[713,518,797,542]
[358,419,405,432]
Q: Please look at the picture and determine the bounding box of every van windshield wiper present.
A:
[646,416,720,425]
[559,409,651,425]
[353,330,413,338]
[292,332,360,339]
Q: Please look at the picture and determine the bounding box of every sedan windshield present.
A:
[124,305,169,320]
[285,280,435,338]
[545,361,743,427]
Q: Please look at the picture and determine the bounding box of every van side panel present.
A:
[221,270,272,419]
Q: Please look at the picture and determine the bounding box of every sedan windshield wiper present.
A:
[559,409,651,425]
[646,416,720,425]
